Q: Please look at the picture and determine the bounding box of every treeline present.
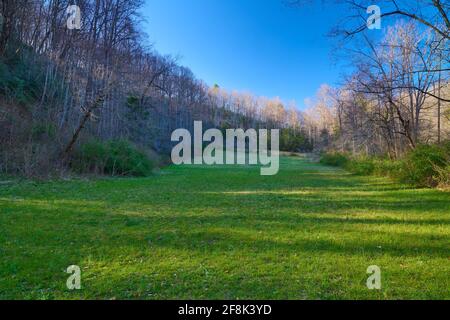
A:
[298,1,450,158]
[294,0,450,188]
[0,0,313,177]
[2,1,448,178]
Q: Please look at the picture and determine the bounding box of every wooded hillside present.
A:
[0,0,311,176]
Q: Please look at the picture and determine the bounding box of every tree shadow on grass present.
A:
[3,201,449,260]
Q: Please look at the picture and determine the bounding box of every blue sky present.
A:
[141,0,351,109]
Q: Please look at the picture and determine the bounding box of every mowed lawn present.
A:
[0,157,449,300]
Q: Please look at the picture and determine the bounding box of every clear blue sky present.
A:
[141,0,351,109]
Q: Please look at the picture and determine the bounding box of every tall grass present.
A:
[320,143,450,189]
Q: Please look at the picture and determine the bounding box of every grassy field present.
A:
[0,157,449,300]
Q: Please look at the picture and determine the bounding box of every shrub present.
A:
[346,158,375,175]
[320,143,450,188]
[105,140,154,176]
[320,153,349,167]
[320,153,405,178]
[432,163,450,189]
[372,159,404,179]
[73,140,108,174]
[73,139,154,177]
[401,144,449,187]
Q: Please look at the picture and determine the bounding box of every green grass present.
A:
[0,157,449,300]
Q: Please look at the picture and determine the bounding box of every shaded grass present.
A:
[0,157,449,300]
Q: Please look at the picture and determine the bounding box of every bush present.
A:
[73,140,108,174]
[346,158,375,175]
[320,143,450,188]
[401,144,449,187]
[73,139,154,177]
[372,159,404,179]
[320,153,349,167]
[347,157,405,177]
[106,140,154,176]
[432,164,450,189]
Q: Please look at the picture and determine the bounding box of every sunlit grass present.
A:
[0,157,449,299]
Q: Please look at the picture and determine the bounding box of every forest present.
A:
[0,0,449,301]
[0,0,448,185]
[0,0,312,178]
